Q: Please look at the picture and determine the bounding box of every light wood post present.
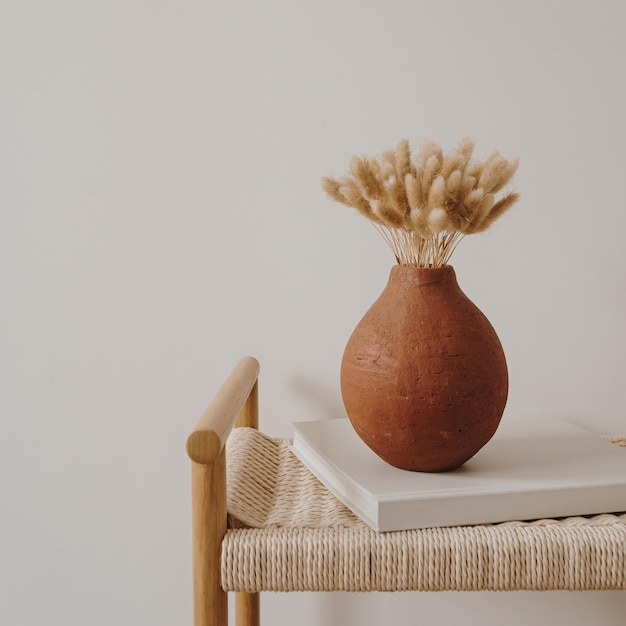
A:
[235,380,258,429]
[191,456,227,626]
[235,379,260,626]
[235,593,260,626]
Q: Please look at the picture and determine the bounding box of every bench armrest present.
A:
[186,356,260,464]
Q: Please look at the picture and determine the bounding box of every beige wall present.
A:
[2,0,625,623]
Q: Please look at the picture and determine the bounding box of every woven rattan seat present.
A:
[223,428,626,593]
[186,357,626,625]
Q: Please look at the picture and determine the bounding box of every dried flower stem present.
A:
[374,226,464,268]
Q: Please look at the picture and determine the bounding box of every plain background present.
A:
[2,0,626,624]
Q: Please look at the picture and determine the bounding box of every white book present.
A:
[290,417,626,532]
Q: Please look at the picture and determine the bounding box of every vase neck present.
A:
[388,264,458,288]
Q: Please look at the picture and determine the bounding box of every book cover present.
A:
[291,417,626,532]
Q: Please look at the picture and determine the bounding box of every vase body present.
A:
[340,265,508,472]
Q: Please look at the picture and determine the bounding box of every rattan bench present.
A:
[186,356,626,626]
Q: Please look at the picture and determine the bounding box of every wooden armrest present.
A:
[186,356,260,464]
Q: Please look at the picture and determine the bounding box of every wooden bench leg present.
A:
[236,593,260,626]
[192,457,227,626]
[234,380,260,625]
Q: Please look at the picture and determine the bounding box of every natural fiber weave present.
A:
[223,428,626,592]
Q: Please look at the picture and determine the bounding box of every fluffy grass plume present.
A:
[321,138,519,267]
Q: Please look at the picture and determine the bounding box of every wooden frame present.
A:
[186,356,261,626]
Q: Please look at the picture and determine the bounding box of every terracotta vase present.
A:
[340,265,508,472]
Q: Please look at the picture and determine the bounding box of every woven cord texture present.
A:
[222,428,626,592]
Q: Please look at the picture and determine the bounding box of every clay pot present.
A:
[340,265,508,472]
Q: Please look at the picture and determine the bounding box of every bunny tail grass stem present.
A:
[371,226,465,268]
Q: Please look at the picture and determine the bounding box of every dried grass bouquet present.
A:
[322,138,519,268]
